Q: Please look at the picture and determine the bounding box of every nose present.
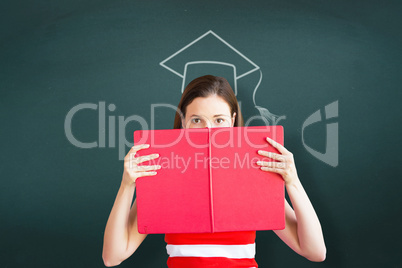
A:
[206,121,226,128]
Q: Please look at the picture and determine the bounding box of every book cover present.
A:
[134,126,285,234]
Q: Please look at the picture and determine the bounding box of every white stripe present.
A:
[166,243,255,259]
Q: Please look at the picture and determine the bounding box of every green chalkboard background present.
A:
[1,0,401,267]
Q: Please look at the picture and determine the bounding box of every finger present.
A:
[131,144,150,153]
[257,161,286,169]
[134,153,160,164]
[260,166,284,175]
[126,144,150,161]
[265,137,289,154]
[136,171,158,177]
[257,150,282,161]
[135,165,161,171]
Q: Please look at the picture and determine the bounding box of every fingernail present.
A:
[256,161,262,165]
[152,171,157,175]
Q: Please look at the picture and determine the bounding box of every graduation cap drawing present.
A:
[160,30,282,125]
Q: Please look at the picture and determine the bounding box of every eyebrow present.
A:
[189,114,229,118]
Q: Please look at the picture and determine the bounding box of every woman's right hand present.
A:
[122,144,161,187]
[103,143,159,266]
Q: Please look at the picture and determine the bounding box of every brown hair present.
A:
[173,75,244,129]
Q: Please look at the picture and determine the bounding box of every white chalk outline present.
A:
[181,61,237,94]
[159,29,282,126]
[160,30,260,99]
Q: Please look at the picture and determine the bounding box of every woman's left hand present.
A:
[256,137,299,185]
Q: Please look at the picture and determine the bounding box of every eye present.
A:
[215,118,225,124]
[191,118,201,124]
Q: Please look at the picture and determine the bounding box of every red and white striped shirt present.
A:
[165,231,258,268]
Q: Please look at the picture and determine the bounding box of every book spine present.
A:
[208,127,215,233]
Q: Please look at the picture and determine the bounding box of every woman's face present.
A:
[182,95,236,129]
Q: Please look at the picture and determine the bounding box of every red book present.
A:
[133,126,285,234]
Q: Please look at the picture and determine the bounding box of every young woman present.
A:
[102,75,326,267]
